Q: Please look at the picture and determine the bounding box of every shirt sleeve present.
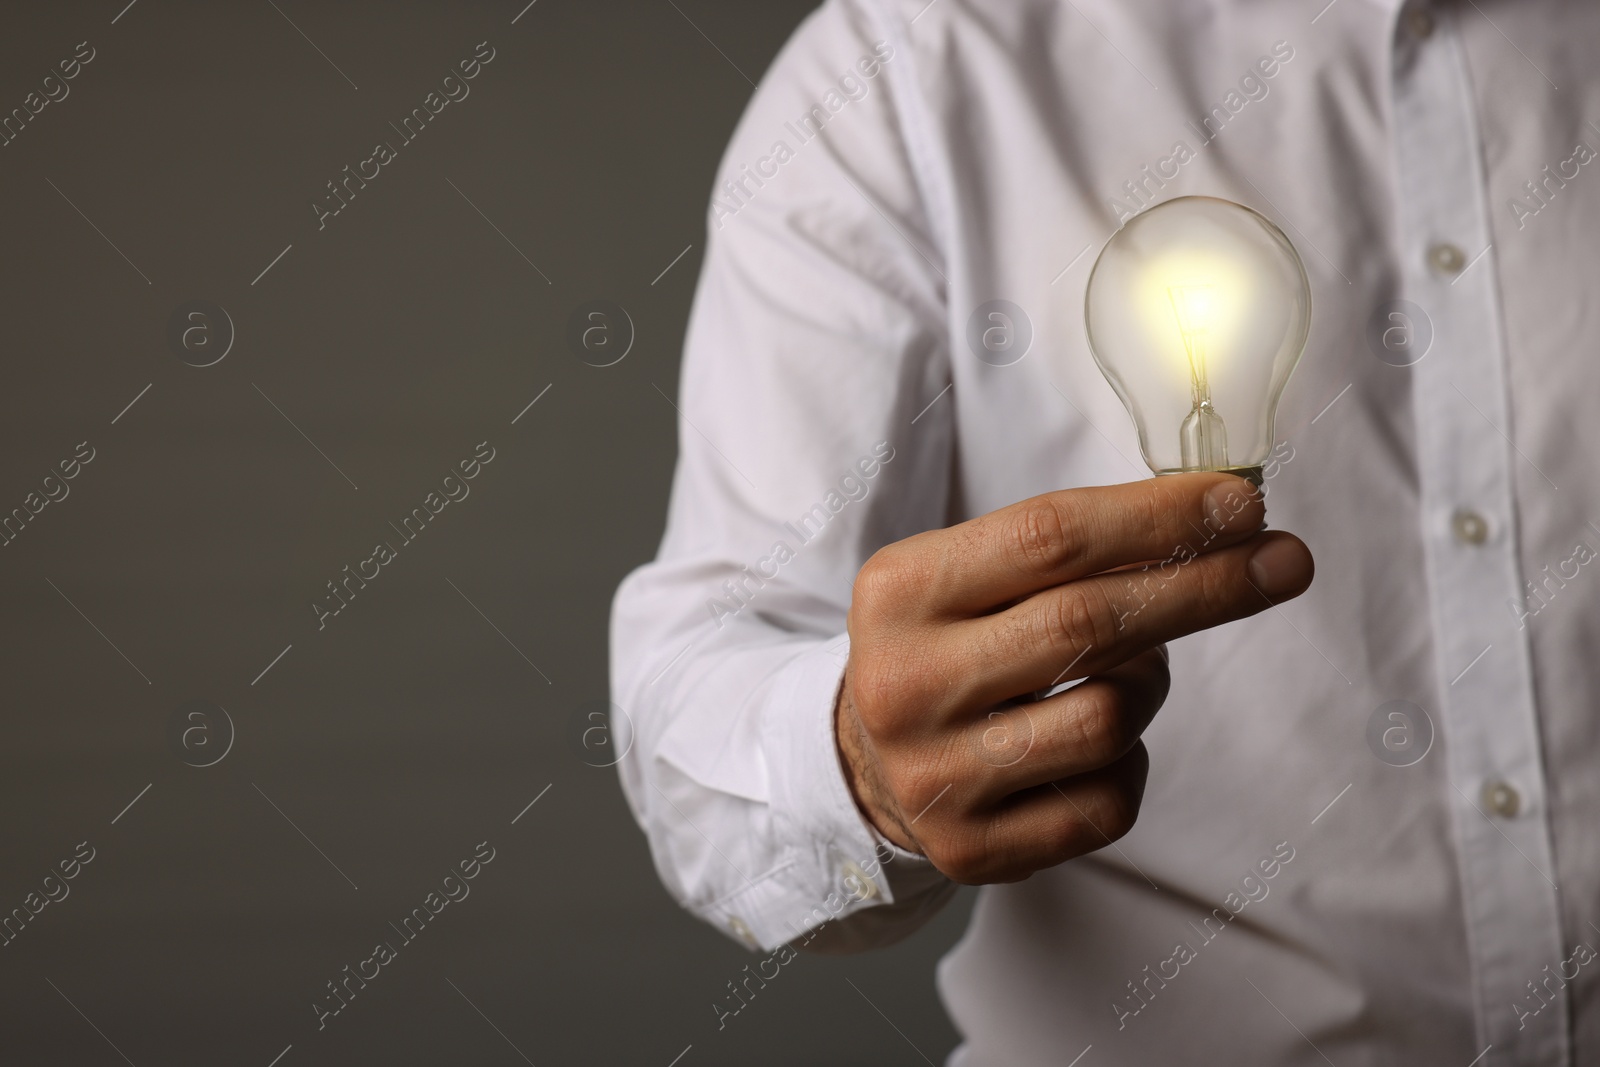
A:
[608,0,958,953]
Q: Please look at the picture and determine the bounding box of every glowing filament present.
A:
[1167,283,1228,468]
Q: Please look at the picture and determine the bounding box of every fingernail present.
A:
[1247,538,1310,599]
[1202,478,1264,536]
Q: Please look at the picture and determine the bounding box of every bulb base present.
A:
[1155,465,1264,486]
[1219,465,1264,487]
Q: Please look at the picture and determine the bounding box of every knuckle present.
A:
[929,823,991,884]
[1053,783,1142,855]
[973,703,1037,768]
[1047,749,1149,859]
[1009,498,1074,574]
[882,746,955,815]
[1048,586,1121,655]
[1194,551,1255,620]
[848,649,939,742]
[854,638,953,731]
[851,545,922,620]
[1152,476,1194,533]
[1095,778,1146,842]
[847,652,901,727]
[1046,811,1098,860]
[1136,480,1173,546]
[1061,686,1133,765]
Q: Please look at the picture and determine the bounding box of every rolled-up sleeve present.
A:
[609,0,957,953]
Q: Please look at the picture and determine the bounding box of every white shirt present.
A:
[609,0,1600,1062]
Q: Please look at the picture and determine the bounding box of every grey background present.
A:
[0,2,972,1064]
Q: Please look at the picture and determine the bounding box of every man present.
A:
[611,0,1600,1062]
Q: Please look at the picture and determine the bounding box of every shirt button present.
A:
[1429,243,1467,274]
[727,915,760,949]
[1482,779,1521,818]
[1451,509,1490,545]
[841,859,880,901]
[1406,8,1435,39]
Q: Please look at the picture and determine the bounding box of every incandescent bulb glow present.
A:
[1084,196,1311,481]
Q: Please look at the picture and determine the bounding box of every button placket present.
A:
[1389,5,1568,1061]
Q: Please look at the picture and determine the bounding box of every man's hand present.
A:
[834,473,1313,884]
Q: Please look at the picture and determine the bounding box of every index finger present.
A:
[930,473,1265,614]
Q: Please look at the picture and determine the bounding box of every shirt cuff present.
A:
[736,632,948,950]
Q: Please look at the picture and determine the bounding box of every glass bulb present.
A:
[1084,196,1311,482]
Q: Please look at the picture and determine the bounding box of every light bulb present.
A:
[1084,196,1311,483]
